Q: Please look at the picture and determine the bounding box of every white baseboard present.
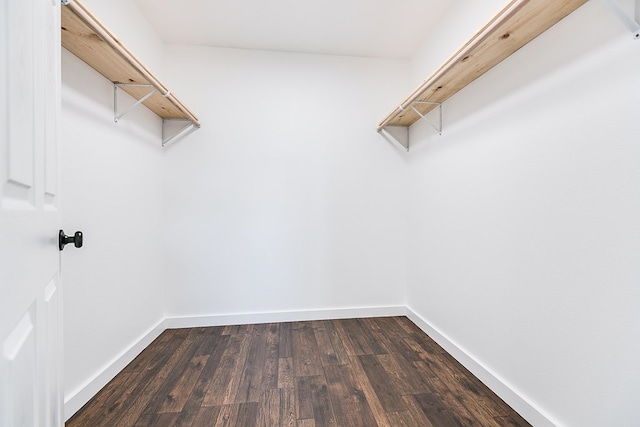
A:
[63,319,166,420]
[163,305,407,329]
[405,307,559,427]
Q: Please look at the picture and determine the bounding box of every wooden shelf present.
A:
[378,0,587,131]
[61,0,200,128]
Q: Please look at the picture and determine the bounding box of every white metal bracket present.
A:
[162,119,196,147]
[379,125,410,151]
[410,101,443,136]
[114,84,197,147]
[378,101,443,152]
[113,83,158,123]
[602,0,640,39]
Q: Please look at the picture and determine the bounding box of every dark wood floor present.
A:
[67,317,530,426]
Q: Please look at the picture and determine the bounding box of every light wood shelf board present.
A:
[61,0,200,126]
[378,0,588,130]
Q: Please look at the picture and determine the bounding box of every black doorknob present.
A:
[59,230,83,251]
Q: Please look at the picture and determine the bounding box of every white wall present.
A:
[79,0,164,72]
[60,0,169,415]
[60,0,640,425]
[61,48,166,415]
[160,45,410,319]
[406,1,640,426]
[60,2,410,417]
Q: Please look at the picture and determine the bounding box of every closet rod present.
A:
[61,0,201,128]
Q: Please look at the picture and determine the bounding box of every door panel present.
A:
[0,0,63,425]
[42,275,62,427]
[43,0,59,212]
[4,0,36,209]
[2,308,38,427]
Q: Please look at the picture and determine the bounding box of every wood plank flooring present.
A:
[67,317,531,427]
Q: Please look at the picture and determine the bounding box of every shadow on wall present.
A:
[62,50,162,150]
[406,1,630,152]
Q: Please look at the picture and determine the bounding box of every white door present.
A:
[0,0,65,426]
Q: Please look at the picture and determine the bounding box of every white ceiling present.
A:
[133,0,452,59]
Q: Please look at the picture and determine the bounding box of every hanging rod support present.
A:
[378,125,410,152]
[410,101,443,135]
[162,119,196,147]
[601,0,640,39]
[377,101,442,152]
[114,84,158,123]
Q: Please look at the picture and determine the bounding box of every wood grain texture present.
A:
[378,0,588,130]
[67,317,531,426]
[60,0,200,125]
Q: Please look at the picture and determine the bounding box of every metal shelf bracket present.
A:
[410,101,443,136]
[379,125,410,151]
[114,84,197,147]
[113,83,158,123]
[602,0,640,39]
[162,119,196,147]
[378,101,443,152]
